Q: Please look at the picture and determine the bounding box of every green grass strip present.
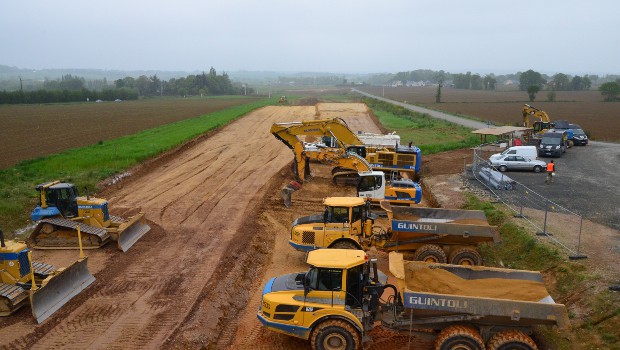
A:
[0,98,270,235]
[362,97,481,154]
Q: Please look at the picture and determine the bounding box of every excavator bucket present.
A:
[30,257,95,323]
[115,213,150,252]
[280,181,302,208]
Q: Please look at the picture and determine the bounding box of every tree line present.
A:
[0,68,247,104]
[0,87,138,104]
[113,67,245,97]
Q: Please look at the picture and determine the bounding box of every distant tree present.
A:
[547,91,556,102]
[582,76,592,90]
[571,76,584,91]
[435,80,442,103]
[135,75,151,96]
[519,69,546,91]
[483,75,496,90]
[552,73,570,90]
[527,85,540,101]
[599,81,620,101]
[470,74,483,90]
[453,72,471,89]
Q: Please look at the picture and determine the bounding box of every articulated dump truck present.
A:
[289,197,499,266]
[258,249,568,350]
[1,230,95,323]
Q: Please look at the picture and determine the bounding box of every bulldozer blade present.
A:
[116,216,151,252]
[30,257,95,323]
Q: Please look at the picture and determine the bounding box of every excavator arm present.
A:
[522,104,553,134]
[270,118,364,150]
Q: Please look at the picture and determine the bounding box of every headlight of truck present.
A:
[555,145,560,149]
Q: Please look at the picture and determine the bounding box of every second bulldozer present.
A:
[1,229,95,323]
[29,181,150,252]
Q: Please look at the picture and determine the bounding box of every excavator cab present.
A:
[533,121,553,134]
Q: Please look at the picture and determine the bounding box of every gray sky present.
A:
[1,0,618,75]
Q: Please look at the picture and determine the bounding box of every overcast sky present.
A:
[1,0,618,75]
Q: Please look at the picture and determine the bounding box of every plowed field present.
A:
[357,86,620,142]
[0,98,258,169]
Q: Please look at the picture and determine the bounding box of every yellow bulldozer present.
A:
[29,181,150,252]
[1,229,95,323]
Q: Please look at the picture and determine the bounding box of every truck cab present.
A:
[289,197,374,252]
[358,171,421,205]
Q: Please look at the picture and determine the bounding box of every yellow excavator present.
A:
[29,181,150,252]
[1,229,95,323]
[522,104,553,136]
[271,118,422,207]
[271,118,421,182]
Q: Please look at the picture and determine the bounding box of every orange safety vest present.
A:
[546,163,555,172]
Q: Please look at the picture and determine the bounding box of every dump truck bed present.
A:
[380,203,500,247]
[388,253,569,329]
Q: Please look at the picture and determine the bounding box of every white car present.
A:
[489,155,546,173]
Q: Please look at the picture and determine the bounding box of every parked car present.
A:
[572,128,589,145]
[490,155,547,173]
[489,145,538,161]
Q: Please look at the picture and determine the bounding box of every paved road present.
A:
[352,88,490,129]
[353,88,620,230]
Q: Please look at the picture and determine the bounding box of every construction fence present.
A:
[468,145,588,260]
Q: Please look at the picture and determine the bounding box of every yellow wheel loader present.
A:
[29,181,150,252]
[1,229,95,323]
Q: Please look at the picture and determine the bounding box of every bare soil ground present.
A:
[2,103,616,350]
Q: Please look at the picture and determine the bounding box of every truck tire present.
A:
[413,244,447,264]
[434,325,484,350]
[449,247,482,266]
[487,330,538,350]
[331,241,358,250]
[311,319,360,350]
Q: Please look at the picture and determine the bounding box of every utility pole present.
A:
[19,76,23,92]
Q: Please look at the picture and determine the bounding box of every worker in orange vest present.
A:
[545,160,555,184]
